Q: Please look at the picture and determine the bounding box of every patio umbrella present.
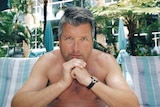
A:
[0,0,11,11]
[118,17,126,50]
[116,17,129,64]
[44,20,54,52]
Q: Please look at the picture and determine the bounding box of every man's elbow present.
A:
[11,95,18,107]
[128,95,140,107]
[11,94,24,107]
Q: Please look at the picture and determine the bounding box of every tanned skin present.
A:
[11,23,139,107]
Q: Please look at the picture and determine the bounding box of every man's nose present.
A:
[73,40,80,52]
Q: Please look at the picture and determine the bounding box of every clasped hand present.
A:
[61,58,91,87]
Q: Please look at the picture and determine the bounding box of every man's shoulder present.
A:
[92,49,116,63]
[39,49,62,63]
[93,49,113,58]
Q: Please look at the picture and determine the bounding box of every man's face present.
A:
[59,23,93,61]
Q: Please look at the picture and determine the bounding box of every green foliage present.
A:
[90,7,119,56]
[139,0,157,7]
[90,5,160,56]
[0,0,34,57]
[0,11,30,44]
[0,42,6,57]
[118,0,158,7]
[0,11,15,43]
[11,0,34,14]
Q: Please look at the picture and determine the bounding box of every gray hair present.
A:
[58,7,95,39]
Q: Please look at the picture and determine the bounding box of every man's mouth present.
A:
[70,54,82,58]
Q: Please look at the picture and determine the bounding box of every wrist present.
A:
[58,80,70,90]
[86,76,98,89]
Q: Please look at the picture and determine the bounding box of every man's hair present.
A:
[58,7,95,38]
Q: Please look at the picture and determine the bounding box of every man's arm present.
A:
[11,54,87,107]
[11,54,68,107]
[89,54,139,107]
[72,54,139,107]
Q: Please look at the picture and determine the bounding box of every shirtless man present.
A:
[11,7,139,107]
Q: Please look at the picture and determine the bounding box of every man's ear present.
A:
[58,38,61,47]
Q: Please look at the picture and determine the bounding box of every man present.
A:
[12,7,139,107]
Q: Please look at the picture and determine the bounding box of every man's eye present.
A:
[65,37,73,40]
[81,37,88,41]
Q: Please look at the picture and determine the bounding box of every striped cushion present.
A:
[122,56,160,107]
[0,58,38,107]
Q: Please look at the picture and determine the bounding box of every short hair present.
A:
[58,7,95,39]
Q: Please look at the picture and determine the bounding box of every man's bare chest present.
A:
[48,66,99,99]
[47,65,107,107]
[60,80,97,99]
[47,77,106,107]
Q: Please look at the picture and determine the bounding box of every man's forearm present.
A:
[11,82,66,107]
[91,82,139,107]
